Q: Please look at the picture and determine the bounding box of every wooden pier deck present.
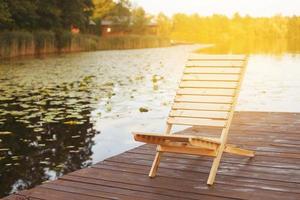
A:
[3,111,300,200]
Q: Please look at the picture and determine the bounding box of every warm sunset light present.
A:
[133,0,300,16]
[1,0,300,199]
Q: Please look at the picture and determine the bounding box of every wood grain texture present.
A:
[188,54,246,61]
[167,116,227,127]
[186,60,244,67]
[5,111,300,200]
[184,67,241,74]
[172,102,232,111]
[180,81,238,88]
[177,88,235,96]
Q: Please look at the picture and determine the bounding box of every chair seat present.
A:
[133,132,221,150]
[132,54,253,185]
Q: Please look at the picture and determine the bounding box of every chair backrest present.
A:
[167,54,248,129]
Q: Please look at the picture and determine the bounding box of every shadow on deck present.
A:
[3,112,300,200]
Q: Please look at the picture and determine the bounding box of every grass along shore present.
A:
[0,31,170,59]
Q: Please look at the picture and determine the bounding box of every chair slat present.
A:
[182,74,239,81]
[175,95,233,103]
[170,110,229,119]
[180,81,238,89]
[188,54,246,61]
[177,88,235,96]
[172,102,231,111]
[186,60,244,67]
[168,117,226,127]
[184,67,241,74]
[133,132,220,144]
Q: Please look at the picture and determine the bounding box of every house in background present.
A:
[100,19,158,37]
[101,19,128,36]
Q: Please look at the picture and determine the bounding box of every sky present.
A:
[131,0,300,17]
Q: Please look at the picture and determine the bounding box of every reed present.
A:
[97,35,170,50]
[0,31,170,59]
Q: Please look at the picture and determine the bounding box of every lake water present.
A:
[0,44,300,197]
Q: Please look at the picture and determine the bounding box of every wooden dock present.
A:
[3,111,300,200]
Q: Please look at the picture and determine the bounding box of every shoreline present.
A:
[0,32,170,60]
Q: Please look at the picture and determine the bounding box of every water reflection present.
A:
[0,77,108,196]
[197,38,300,55]
[1,42,300,197]
[0,45,197,197]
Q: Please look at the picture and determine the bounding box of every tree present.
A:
[58,0,94,31]
[92,0,115,19]
[156,13,172,37]
[6,0,39,30]
[35,0,62,30]
[130,7,150,34]
[0,0,12,28]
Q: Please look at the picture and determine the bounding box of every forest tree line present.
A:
[1,0,299,40]
[0,0,299,55]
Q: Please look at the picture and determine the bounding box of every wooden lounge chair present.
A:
[133,54,255,185]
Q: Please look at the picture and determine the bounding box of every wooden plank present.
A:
[4,111,300,200]
[188,54,246,61]
[177,88,235,96]
[75,167,251,200]
[186,60,244,67]
[18,187,105,200]
[60,175,201,200]
[133,133,220,151]
[172,102,231,111]
[182,74,240,81]
[158,145,217,157]
[167,117,227,127]
[224,145,255,157]
[180,81,238,89]
[175,95,233,103]
[184,67,241,74]
[133,132,220,144]
[170,110,228,119]
[103,154,300,192]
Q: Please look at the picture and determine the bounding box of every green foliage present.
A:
[93,0,115,18]
[1,0,94,32]
[34,31,55,50]
[0,31,33,57]
[170,13,300,44]
[97,35,169,49]
[55,30,72,49]
[35,0,62,30]
[156,13,172,37]
[0,31,33,48]
[130,7,151,34]
[5,0,39,30]
[0,0,12,28]
[58,0,94,31]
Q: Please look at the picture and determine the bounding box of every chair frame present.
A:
[133,54,255,185]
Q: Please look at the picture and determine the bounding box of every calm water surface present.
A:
[0,44,300,197]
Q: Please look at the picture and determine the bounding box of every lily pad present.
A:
[139,107,149,112]
[64,121,84,125]
[33,128,44,132]
[0,131,12,135]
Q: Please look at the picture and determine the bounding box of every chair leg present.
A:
[207,148,224,185]
[149,150,162,177]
